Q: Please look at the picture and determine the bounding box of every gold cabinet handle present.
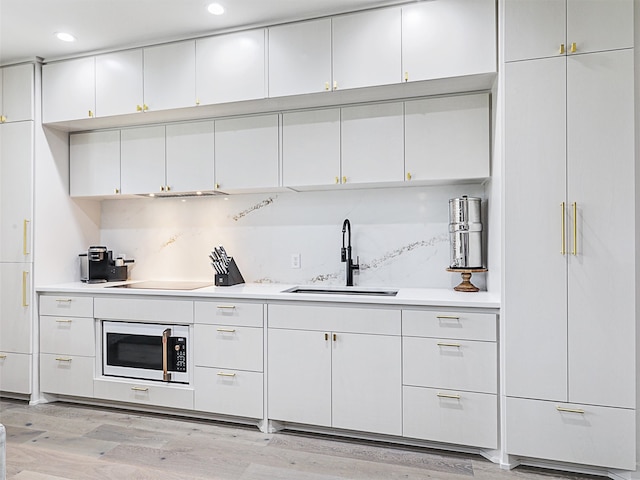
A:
[559,44,565,54]
[23,219,30,255]
[570,42,577,53]
[561,202,566,255]
[22,271,29,307]
[572,202,577,255]
[55,319,73,323]
[115,188,120,194]
[0,115,6,123]
[404,71,409,82]
[325,333,329,341]
[437,342,461,348]
[55,298,73,303]
[215,183,220,189]
[136,104,143,112]
[195,98,200,106]
[557,406,584,414]
[436,315,460,320]
[217,372,236,377]
[55,357,72,362]
[333,80,338,91]
[335,176,339,184]
[131,386,149,392]
[437,392,461,399]
[332,333,337,342]
[216,328,236,333]
[325,82,330,91]
[88,110,93,118]
[0,354,7,359]
[216,305,236,309]
[143,104,149,112]
[342,176,347,184]
[406,172,412,181]
[166,185,171,192]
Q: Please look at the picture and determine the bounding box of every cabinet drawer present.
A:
[195,301,263,327]
[506,397,635,470]
[40,316,95,356]
[194,324,263,371]
[194,366,263,418]
[268,304,401,335]
[403,337,496,394]
[40,295,93,318]
[402,310,496,341]
[94,297,193,323]
[40,354,94,397]
[0,351,31,394]
[94,378,194,410]
[403,386,497,449]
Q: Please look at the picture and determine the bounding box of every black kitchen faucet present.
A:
[341,218,360,287]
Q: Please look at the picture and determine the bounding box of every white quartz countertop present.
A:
[37,281,500,309]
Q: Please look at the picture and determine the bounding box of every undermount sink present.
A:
[283,287,398,297]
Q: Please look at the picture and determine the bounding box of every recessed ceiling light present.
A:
[55,32,76,42]
[207,3,225,15]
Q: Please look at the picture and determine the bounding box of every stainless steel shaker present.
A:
[449,196,483,269]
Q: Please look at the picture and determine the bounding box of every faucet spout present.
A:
[340,219,359,286]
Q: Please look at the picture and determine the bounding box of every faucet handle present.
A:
[341,248,347,262]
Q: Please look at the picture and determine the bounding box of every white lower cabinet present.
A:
[40,354,94,398]
[0,351,31,394]
[267,304,402,436]
[94,379,194,410]
[194,367,263,418]
[506,397,635,471]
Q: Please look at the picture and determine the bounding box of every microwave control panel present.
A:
[172,337,187,372]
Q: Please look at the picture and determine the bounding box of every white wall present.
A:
[98,183,489,290]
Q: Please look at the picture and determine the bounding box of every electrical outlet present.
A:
[291,253,301,269]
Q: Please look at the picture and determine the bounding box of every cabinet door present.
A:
[214,114,279,191]
[332,332,402,435]
[0,263,32,353]
[2,64,34,122]
[166,121,215,193]
[121,125,166,195]
[566,50,635,409]
[341,102,403,185]
[42,57,95,123]
[95,49,144,117]
[196,30,265,105]
[268,18,332,97]
[70,130,121,197]
[267,328,331,426]
[401,0,496,82]
[282,108,340,188]
[144,41,196,111]
[332,8,401,90]
[0,352,31,394]
[567,0,633,55]
[0,122,33,262]
[405,94,489,182]
[504,57,567,401]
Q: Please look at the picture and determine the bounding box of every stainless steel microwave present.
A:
[102,321,189,384]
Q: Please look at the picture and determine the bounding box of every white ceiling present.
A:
[0,0,405,65]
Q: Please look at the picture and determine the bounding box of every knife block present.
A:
[215,258,245,286]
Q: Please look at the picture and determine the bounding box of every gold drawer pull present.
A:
[216,328,236,333]
[437,342,461,348]
[23,219,30,255]
[216,305,236,309]
[0,354,7,359]
[437,392,461,399]
[217,372,236,377]
[436,315,460,320]
[55,319,73,323]
[55,357,72,362]
[556,406,585,414]
[56,298,73,303]
[131,386,149,392]
[22,271,29,306]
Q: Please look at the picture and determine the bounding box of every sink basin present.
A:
[284,287,398,297]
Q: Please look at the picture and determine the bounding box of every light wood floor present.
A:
[1,399,604,480]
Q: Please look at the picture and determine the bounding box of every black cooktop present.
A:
[107,281,212,290]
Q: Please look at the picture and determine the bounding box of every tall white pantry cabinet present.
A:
[503,0,636,471]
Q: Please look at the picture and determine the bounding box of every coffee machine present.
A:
[79,246,133,283]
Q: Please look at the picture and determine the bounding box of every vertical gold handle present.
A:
[114,188,120,194]
[335,176,339,184]
[325,333,329,341]
[195,98,200,106]
[0,115,6,122]
[143,104,149,111]
[561,202,566,255]
[406,172,412,181]
[559,44,565,54]
[570,42,577,53]
[333,81,338,90]
[333,333,337,342]
[23,219,30,255]
[88,110,93,118]
[572,202,577,255]
[325,82,330,91]
[136,104,143,112]
[404,72,409,82]
[342,176,347,184]
[22,271,28,307]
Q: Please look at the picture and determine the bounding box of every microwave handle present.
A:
[162,328,172,382]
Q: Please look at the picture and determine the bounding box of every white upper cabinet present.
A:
[42,57,96,123]
[281,108,340,188]
[214,114,279,191]
[401,0,496,82]
[341,102,404,185]
[268,18,332,97]
[95,49,144,117]
[504,0,633,62]
[70,130,121,197]
[405,94,490,182]
[1,64,34,122]
[143,41,196,111]
[120,125,166,195]
[196,30,266,105]
[332,8,401,90]
[165,121,215,192]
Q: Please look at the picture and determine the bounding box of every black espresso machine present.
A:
[79,246,134,283]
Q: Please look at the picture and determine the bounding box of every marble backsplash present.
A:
[99,183,487,290]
